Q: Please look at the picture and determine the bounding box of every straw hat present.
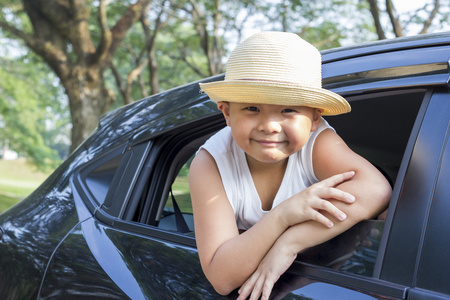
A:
[199,31,350,116]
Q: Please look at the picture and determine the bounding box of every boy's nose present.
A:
[258,119,282,134]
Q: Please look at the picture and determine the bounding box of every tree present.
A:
[366,0,449,39]
[1,0,448,158]
[0,0,151,152]
[247,0,374,49]
[0,51,69,171]
[106,0,210,106]
[108,0,190,105]
[183,0,226,76]
[172,0,256,77]
[109,0,256,105]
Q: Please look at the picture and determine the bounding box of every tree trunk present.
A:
[141,2,161,95]
[385,0,403,37]
[0,0,151,152]
[148,47,160,95]
[63,67,115,152]
[189,0,225,76]
[420,0,440,34]
[367,0,387,39]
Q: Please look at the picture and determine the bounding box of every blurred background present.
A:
[0,0,449,212]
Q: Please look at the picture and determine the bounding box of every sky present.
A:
[237,0,448,47]
[395,0,423,12]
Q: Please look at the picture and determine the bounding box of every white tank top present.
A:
[199,118,334,230]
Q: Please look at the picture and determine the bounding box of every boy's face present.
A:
[218,102,322,165]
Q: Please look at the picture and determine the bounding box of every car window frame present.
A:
[138,114,225,227]
[72,143,128,214]
[100,114,225,248]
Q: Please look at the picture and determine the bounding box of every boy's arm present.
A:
[313,129,392,221]
[190,148,356,295]
[237,129,392,300]
[284,128,392,251]
[190,149,290,295]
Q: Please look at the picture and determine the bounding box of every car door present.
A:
[38,118,227,299]
[281,88,450,300]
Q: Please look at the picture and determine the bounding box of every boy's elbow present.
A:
[204,267,242,296]
[215,286,235,296]
[209,279,238,296]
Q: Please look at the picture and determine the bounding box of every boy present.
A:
[189,31,391,300]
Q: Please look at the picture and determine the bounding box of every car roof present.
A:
[321,31,450,95]
[321,31,450,63]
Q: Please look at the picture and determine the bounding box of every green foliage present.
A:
[170,174,192,213]
[251,0,377,48]
[0,49,70,171]
[108,7,213,104]
[156,26,210,88]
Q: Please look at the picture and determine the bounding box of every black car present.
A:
[1,32,450,299]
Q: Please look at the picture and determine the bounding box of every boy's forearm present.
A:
[276,179,392,255]
[204,206,289,294]
[275,218,354,255]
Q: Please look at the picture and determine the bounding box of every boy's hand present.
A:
[279,171,356,228]
[237,240,297,300]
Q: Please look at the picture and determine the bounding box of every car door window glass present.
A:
[298,219,385,277]
[83,154,123,206]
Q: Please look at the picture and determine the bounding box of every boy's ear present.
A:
[311,108,323,131]
[217,102,231,126]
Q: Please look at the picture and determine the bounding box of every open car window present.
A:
[157,158,195,233]
[126,88,426,278]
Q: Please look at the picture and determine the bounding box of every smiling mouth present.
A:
[255,140,284,147]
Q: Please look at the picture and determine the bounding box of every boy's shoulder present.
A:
[200,126,233,155]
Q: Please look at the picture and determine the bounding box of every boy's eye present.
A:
[282,108,297,113]
[245,106,259,112]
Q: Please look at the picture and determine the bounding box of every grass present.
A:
[0,159,52,213]
[167,174,193,213]
[0,159,191,215]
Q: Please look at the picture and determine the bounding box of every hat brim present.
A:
[200,80,351,116]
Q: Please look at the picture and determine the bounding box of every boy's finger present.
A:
[317,187,355,203]
[250,274,269,300]
[318,171,355,187]
[249,278,264,300]
[315,200,347,220]
[312,210,335,228]
[238,274,258,300]
[261,277,277,300]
